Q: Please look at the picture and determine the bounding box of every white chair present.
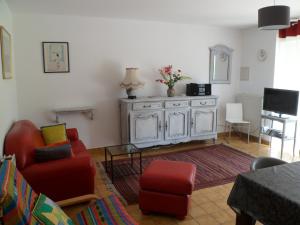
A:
[225,103,251,143]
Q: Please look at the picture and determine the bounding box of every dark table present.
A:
[227,161,300,225]
[104,144,142,183]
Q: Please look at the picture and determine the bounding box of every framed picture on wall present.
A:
[42,42,70,73]
[0,26,12,79]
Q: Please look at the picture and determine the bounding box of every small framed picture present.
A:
[0,26,12,79]
[42,42,70,73]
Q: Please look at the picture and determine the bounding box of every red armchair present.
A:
[4,120,96,201]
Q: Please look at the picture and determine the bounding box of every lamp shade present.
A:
[258,5,290,30]
[120,68,144,90]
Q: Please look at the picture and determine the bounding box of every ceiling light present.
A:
[258,3,290,30]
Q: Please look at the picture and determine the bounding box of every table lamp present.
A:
[120,68,144,99]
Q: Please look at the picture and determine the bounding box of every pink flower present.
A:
[163,65,172,75]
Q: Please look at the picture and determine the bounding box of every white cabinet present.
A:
[165,109,189,140]
[130,111,163,144]
[191,108,216,137]
[120,96,218,148]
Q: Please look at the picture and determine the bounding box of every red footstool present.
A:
[139,160,196,219]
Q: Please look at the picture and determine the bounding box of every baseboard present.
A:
[88,132,270,152]
[218,131,270,145]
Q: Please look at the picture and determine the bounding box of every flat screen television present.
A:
[263,88,299,116]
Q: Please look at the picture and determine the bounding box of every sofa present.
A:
[4,120,96,201]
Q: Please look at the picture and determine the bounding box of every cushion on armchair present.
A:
[0,160,38,225]
[35,144,72,162]
[41,124,67,145]
[32,194,74,225]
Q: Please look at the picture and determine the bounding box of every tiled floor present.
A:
[68,135,299,225]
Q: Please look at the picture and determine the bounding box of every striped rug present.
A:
[96,144,254,205]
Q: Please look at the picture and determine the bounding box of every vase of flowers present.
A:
[156,65,190,97]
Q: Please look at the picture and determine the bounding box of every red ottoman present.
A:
[139,160,196,219]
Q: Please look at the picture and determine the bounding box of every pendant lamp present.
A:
[258,2,290,30]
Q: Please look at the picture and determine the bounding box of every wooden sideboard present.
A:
[120,96,218,148]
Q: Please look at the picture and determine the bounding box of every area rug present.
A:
[95,144,254,205]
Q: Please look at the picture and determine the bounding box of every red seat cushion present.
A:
[140,160,196,195]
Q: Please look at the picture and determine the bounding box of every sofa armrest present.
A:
[66,128,79,141]
[57,194,99,207]
[22,156,95,201]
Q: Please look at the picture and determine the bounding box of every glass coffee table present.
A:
[104,144,142,183]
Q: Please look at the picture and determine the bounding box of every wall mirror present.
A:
[209,45,233,84]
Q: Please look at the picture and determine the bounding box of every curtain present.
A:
[274,34,300,151]
[279,20,300,38]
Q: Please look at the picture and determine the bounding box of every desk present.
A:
[228,162,300,225]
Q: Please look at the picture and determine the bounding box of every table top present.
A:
[228,161,300,225]
[105,144,140,156]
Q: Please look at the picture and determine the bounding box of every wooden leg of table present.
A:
[236,212,256,225]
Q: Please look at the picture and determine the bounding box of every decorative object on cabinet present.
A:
[120,68,144,99]
[258,3,290,30]
[156,65,191,97]
[209,45,233,84]
[120,96,218,148]
[42,42,70,73]
[53,106,95,123]
[257,49,268,61]
[0,26,12,79]
[186,83,211,96]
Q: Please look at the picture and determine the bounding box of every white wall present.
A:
[238,27,277,135]
[240,27,277,95]
[14,14,242,148]
[0,0,18,155]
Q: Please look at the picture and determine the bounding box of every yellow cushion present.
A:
[41,124,67,145]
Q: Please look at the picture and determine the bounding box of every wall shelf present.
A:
[53,106,95,123]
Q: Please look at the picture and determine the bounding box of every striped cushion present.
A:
[74,195,138,225]
[0,160,38,225]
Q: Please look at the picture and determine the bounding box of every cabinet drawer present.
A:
[133,102,162,110]
[191,99,216,107]
[165,101,189,108]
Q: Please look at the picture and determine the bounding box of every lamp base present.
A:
[126,88,137,99]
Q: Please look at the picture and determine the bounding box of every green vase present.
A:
[167,87,175,97]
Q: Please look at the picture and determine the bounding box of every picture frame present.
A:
[42,42,70,73]
[0,26,12,79]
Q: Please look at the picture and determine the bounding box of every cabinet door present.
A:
[130,111,163,144]
[165,109,189,140]
[191,108,216,136]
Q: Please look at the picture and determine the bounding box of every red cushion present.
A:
[140,160,196,195]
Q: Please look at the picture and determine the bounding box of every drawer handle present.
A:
[143,104,151,108]
[173,103,181,107]
[200,102,207,105]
